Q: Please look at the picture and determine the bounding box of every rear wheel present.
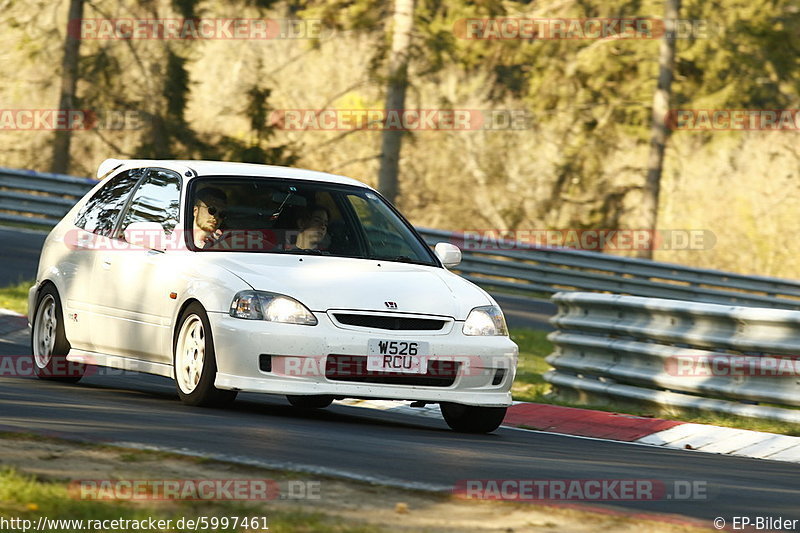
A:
[440,402,507,433]
[286,395,334,409]
[174,303,237,407]
[31,285,84,382]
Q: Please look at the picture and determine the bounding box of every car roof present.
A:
[98,159,373,189]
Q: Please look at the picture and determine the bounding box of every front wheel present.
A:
[174,303,237,407]
[31,285,84,382]
[440,402,507,433]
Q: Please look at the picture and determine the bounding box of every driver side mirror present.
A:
[124,221,168,252]
[434,242,462,268]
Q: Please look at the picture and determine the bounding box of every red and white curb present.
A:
[335,399,800,464]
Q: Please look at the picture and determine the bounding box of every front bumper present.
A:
[208,311,518,407]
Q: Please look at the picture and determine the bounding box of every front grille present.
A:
[325,355,459,387]
[333,313,446,331]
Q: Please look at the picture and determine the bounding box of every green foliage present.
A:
[134,47,203,159]
[171,0,198,17]
[246,86,271,140]
[0,279,32,315]
[164,50,190,123]
[297,0,388,32]
[292,0,666,226]
[677,0,800,108]
[211,83,299,165]
[71,0,300,166]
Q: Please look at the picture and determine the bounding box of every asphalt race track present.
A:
[1,363,799,523]
[2,226,799,525]
[0,227,47,287]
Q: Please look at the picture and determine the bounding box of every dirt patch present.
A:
[0,436,712,532]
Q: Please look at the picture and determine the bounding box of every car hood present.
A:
[207,253,491,319]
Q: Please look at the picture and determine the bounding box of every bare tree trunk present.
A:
[639,0,680,259]
[377,0,415,204]
[51,0,84,174]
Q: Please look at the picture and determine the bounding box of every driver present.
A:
[193,187,227,249]
[293,205,329,250]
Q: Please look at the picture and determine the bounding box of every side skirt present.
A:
[67,350,173,379]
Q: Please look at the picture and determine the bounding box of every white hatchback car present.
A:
[29,159,518,433]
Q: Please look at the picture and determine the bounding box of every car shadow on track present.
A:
[60,374,455,434]
[17,371,509,439]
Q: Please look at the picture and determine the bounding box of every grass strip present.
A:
[0,279,30,314]
[0,468,380,533]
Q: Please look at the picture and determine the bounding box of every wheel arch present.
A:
[172,298,203,346]
[29,279,58,326]
[171,297,237,406]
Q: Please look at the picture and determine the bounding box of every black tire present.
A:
[173,302,237,407]
[30,285,84,382]
[286,395,334,409]
[440,402,507,433]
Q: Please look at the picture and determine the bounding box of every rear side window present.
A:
[75,169,145,237]
[119,169,182,237]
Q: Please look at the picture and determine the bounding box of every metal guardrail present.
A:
[416,228,800,310]
[0,167,96,228]
[544,292,800,423]
[4,166,800,310]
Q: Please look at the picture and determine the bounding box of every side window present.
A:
[75,169,144,237]
[119,169,182,238]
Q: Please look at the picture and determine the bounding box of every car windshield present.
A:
[186,177,437,266]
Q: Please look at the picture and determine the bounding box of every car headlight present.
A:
[463,305,508,336]
[229,291,317,325]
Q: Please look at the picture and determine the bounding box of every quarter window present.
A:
[119,169,182,237]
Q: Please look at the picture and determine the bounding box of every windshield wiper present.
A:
[370,255,431,266]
